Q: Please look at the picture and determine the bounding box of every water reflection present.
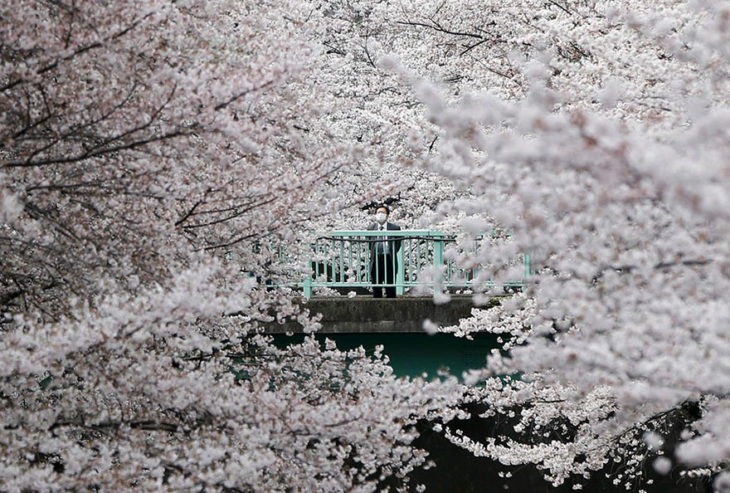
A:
[272,332,502,381]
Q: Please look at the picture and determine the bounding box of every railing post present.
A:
[433,234,444,295]
[303,259,313,299]
[523,251,532,282]
[396,237,405,295]
[338,238,345,283]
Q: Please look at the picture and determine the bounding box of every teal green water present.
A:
[272,333,501,380]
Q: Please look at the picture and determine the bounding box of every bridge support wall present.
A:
[264,295,500,334]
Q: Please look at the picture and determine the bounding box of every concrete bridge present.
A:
[261,229,526,333]
[264,295,501,334]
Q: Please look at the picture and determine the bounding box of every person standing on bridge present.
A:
[368,205,401,298]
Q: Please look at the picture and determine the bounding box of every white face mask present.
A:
[375,212,387,224]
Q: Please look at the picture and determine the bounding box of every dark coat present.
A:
[367,221,402,266]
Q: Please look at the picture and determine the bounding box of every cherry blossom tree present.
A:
[0,1,465,490]
[3,0,729,491]
[351,0,730,489]
[0,0,356,314]
[261,0,729,489]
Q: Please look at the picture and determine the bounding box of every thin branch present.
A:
[174,199,205,227]
[363,33,377,68]
[397,20,484,40]
[184,195,278,230]
[546,0,573,16]
[2,129,190,168]
[203,232,258,251]
[460,38,488,56]
[214,80,274,111]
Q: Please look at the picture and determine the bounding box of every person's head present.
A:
[375,205,389,225]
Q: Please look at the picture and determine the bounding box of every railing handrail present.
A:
[325,229,450,238]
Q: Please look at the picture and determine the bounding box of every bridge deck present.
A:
[264,295,500,334]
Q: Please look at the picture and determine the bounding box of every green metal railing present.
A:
[301,230,531,298]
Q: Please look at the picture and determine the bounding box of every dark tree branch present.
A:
[546,0,573,16]
[2,129,190,168]
[214,80,274,111]
[397,20,484,40]
[182,196,278,230]
[175,199,205,227]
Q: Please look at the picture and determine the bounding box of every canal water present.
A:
[272,332,501,380]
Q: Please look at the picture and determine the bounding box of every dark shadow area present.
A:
[407,400,713,493]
